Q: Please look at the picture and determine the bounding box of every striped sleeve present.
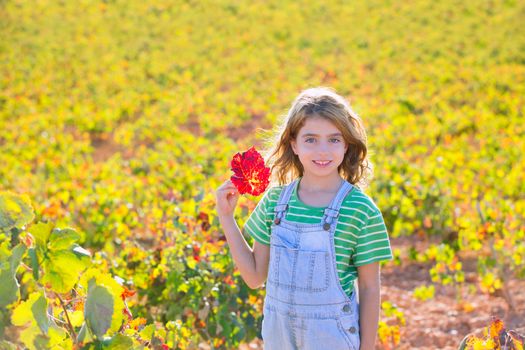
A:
[353,208,393,266]
[242,188,275,246]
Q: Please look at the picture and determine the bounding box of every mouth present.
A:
[313,160,332,166]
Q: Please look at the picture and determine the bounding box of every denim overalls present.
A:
[261,178,360,350]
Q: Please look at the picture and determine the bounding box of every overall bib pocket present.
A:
[268,231,330,292]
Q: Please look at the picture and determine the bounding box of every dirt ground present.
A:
[237,236,525,350]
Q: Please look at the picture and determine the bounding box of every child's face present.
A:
[290,116,348,179]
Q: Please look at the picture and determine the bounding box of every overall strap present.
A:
[273,179,299,225]
[322,181,354,230]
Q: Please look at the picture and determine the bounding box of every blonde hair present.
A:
[262,87,373,190]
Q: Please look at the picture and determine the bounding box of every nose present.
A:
[318,140,331,153]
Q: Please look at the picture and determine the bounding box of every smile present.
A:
[313,160,331,166]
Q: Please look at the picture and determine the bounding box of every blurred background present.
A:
[1,0,524,349]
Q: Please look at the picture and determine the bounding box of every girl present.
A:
[215,87,392,350]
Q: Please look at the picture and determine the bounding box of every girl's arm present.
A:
[356,262,381,350]
[215,180,270,289]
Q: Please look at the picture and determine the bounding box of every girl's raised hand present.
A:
[215,180,240,218]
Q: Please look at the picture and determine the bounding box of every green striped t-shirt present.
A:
[243,181,393,297]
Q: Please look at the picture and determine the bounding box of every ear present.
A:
[291,139,297,155]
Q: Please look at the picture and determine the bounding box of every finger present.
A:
[218,183,235,191]
[223,183,238,191]
[219,186,237,194]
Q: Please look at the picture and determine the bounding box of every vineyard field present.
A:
[1,0,524,349]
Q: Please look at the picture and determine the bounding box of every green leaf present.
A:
[0,244,25,308]
[79,271,126,334]
[31,294,48,334]
[0,306,8,338]
[77,322,95,344]
[0,268,18,308]
[29,222,54,251]
[9,244,26,275]
[29,248,39,280]
[77,322,87,343]
[42,250,91,293]
[29,223,91,293]
[72,245,92,258]
[48,228,80,251]
[0,192,34,232]
[104,334,134,350]
[85,285,114,339]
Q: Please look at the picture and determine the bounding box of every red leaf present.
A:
[121,286,136,301]
[197,211,211,231]
[230,146,270,196]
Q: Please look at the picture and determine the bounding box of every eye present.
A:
[330,138,341,143]
[305,138,315,143]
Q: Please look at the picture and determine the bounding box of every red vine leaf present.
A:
[230,146,270,196]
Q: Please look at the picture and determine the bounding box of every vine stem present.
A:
[500,269,517,313]
[56,293,78,343]
[476,199,516,312]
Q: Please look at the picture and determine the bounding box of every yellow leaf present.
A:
[460,302,475,313]
[19,325,42,350]
[489,318,504,339]
[70,310,84,328]
[11,292,41,326]
[48,326,73,349]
